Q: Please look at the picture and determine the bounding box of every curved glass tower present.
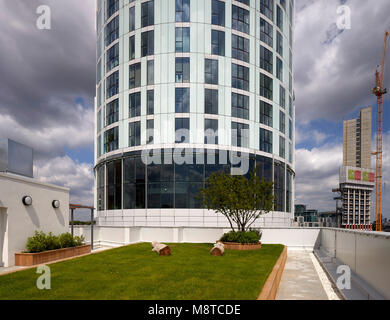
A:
[95,0,295,227]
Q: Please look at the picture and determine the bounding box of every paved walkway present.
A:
[276,250,338,300]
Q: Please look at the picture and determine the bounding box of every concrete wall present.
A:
[319,228,390,299]
[73,226,321,251]
[0,173,70,267]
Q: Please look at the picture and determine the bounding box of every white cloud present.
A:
[0,103,94,159]
[294,0,390,123]
[295,130,390,220]
[34,155,94,208]
[296,125,330,145]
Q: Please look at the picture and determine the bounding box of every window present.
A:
[147,119,154,144]
[276,57,283,80]
[277,31,283,56]
[260,128,273,153]
[260,45,273,73]
[205,89,218,115]
[280,0,286,10]
[279,135,285,158]
[147,60,154,85]
[129,35,135,60]
[277,5,283,30]
[129,92,141,118]
[124,156,146,209]
[141,0,154,27]
[232,5,250,35]
[288,142,293,163]
[232,93,249,120]
[147,90,154,115]
[175,57,190,83]
[105,16,119,46]
[289,95,293,117]
[106,99,119,126]
[260,18,273,47]
[106,160,122,210]
[260,0,274,21]
[106,71,119,99]
[175,88,190,113]
[289,0,293,25]
[107,0,119,18]
[175,118,190,143]
[260,73,273,100]
[212,0,225,27]
[176,0,190,22]
[232,63,249,91]
[211,30,225,56]
[236,0,249,5]
[205,119,218,144]
[97,109,102,132]
[280,110,285,133]
[260,101,273,127]
[232,122,249,148]
[289,119,293,140]
[280,85,286,108]
[129,121,141,147]
[175,27,190,52]
[104,127,119,153]
[129,6,135,32]
[96,165,104,210]
[129,63,141,89]
[232,34,249,62]
[141,30,154,57]
[106,43,119,72]
[205,59,218,84]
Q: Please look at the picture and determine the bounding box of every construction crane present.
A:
[372,31,389,232]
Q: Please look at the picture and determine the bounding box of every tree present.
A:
[200,170,275,232]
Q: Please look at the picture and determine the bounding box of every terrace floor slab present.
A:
[276,250,334,300]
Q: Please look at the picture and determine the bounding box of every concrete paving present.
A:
[276,250,330,300]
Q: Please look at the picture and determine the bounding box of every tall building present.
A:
[94,0,295,228]
[343,107,372,169]
[335,107,375,230]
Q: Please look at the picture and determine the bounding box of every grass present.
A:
[0,243,284,300]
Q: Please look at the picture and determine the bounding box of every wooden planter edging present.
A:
[257,246,287,300]
[15,245,91,267]
[221,242,262,251]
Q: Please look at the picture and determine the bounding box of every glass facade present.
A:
[95,0,295,225]
[100,149,281,210]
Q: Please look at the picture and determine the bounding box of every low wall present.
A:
[319,228,390,300]
[72,226,321,250]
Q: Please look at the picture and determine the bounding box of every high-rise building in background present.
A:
[94,0,295,228]
[334,107,375,230]
[343,107,372,169]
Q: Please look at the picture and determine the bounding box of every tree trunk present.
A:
[210,243,224,256]
[151,241,171,256]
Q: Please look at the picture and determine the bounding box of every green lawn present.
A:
[0,243,284,300]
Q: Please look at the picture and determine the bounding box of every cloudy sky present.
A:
[0,0,389,219]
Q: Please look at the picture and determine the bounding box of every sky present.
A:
[0,0,389,220]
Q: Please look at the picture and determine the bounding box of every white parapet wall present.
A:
[319,228,390,300]
[0,173,69,267]
[72,226,321,251]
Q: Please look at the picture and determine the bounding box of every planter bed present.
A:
[15,245,91,267]
[221,241,262,251]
